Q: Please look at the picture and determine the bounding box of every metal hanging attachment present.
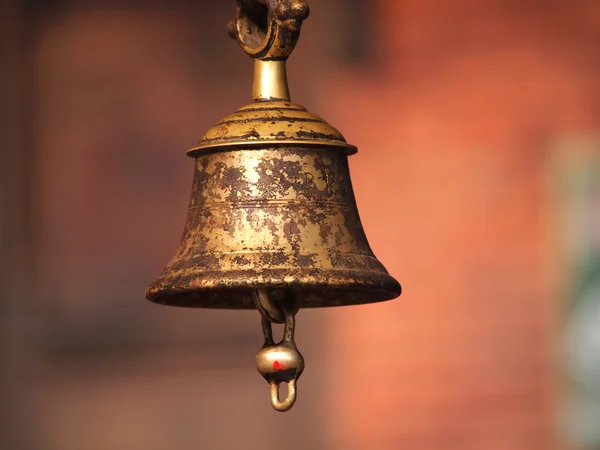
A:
[253,289,304,412]
[145,0,402,414]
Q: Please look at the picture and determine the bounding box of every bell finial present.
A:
[227,0,309,102]
[227,0,309,60]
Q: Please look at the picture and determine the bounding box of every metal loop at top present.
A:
[227,0,310,60]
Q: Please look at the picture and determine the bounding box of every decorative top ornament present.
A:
[227,0,310,60]
[188,0,356,156]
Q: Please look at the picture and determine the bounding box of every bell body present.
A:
[147,60,402,310]
[146,139,400,309]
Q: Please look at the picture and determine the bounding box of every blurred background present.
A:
[1,0,599,449]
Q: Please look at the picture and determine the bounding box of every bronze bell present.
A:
[147,0,401,411]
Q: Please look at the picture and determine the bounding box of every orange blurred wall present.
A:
[319,1,600,449]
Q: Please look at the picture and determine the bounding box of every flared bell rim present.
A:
[146,268,401,309]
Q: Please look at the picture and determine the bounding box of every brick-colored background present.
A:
[1,0,599,449]
[321,2,600,449]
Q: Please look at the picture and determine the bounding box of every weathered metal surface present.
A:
[146,146,400,308]
[189,101,357,154]
[227,0,309,60]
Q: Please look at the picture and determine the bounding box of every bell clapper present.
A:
[253,289,304,412]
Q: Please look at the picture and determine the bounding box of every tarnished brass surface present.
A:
[189,99,357,155]
[227,0,309,60]
[146,147,400,308]
[146,0,402,411]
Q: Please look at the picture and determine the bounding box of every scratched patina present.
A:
[146,146,400,308]
[188,101,358,155]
